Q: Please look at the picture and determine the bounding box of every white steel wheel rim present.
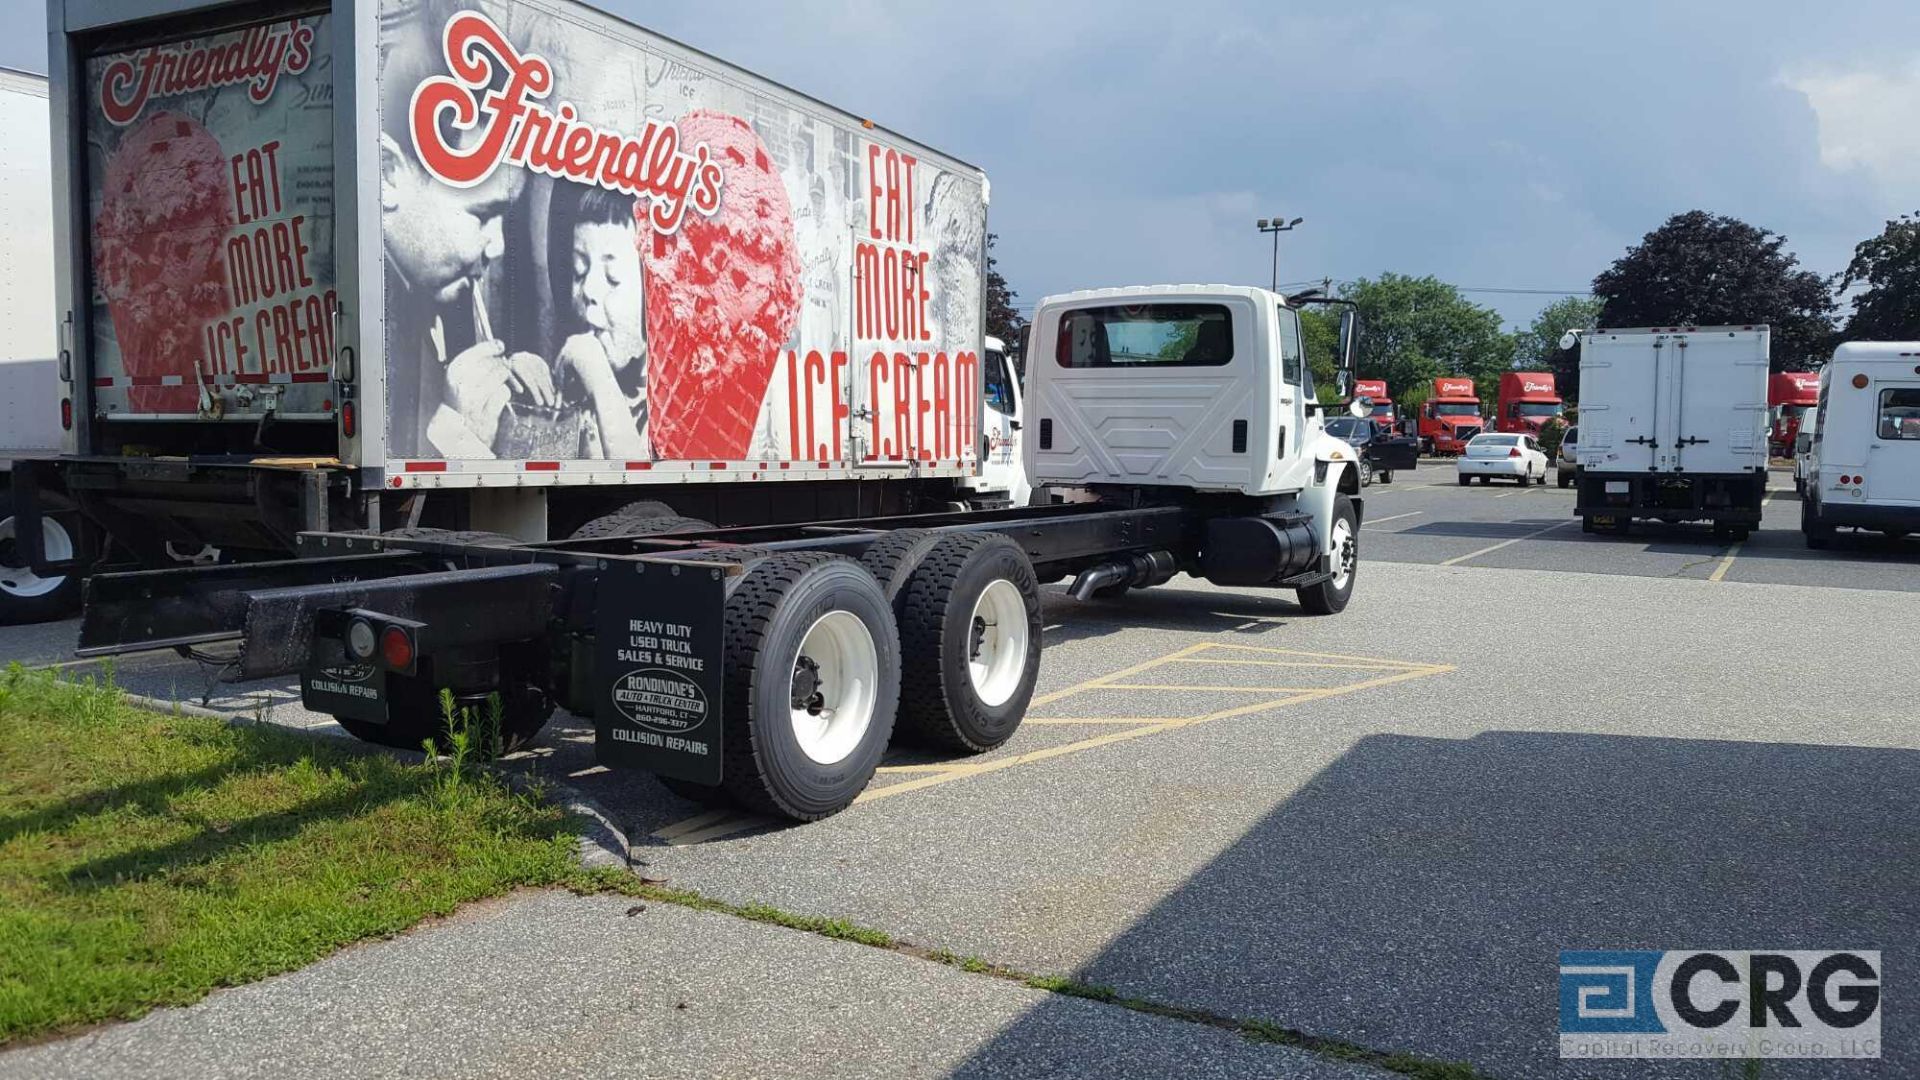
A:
[0,515,73,599]
[967,578,1029,708]
[1329,519,1356,592]
[789,610,879,766]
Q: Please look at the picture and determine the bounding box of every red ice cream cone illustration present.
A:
[642,110,803,460]
[93,112,234,414]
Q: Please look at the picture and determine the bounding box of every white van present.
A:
[1801,344,1920,547]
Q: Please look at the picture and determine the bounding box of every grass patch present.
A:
[0,666,591,1045]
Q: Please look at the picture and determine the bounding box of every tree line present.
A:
[988,210,1920,403]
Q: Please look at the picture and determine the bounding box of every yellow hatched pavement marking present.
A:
[652,641,1453,840]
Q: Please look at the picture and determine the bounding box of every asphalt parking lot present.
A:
[4,462,1917,1079]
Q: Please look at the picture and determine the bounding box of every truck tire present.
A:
[717,552,899,821]
[0,493,82,625]
[1296,494,1358,616]
[570,511,713,541]
[1457,475,1469,487]
[892,534,1042,753]
[1357,458,1374,487]
[1378,470,1394,484]
[858,529,944,599]
[1802,498,1834,550]
[1558,472,1572,489]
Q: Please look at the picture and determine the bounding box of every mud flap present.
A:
[302,662,387,722]
[594,560,728,785]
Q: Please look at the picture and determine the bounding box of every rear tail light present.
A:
[59,398,72,431]
[341,399,356,438]
[379,625,417,673]
[1509,448,1522,458]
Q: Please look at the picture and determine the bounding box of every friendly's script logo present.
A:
[408,11,722,234]
[1559,950,1881,1059]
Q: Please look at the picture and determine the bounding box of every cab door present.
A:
[976,343,1030,505]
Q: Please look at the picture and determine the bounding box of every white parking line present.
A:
[1440,519,1578,566]
[1368,511,1424,525]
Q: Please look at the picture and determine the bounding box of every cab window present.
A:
[983,349,1015,415]
[1056,304,1233,368]
[1276,307,1304,387]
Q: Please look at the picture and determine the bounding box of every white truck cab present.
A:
[1024,285,1366,611]
[1801,344,1920,547]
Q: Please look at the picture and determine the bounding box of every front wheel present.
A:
[1296,494,1358,616]
[1357,458,1374,487]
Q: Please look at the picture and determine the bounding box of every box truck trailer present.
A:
[0,67,68,621]
[1569,326,1770,540]
[1800,344,1920,548]
[1416,376,1482,455]
[11,0,1029,625]
[1494,371,1562,434]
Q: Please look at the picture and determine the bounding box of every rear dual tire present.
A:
[882,534,1042,753]
[706,553,901,821]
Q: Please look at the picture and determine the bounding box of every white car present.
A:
[1456,433,1549,486]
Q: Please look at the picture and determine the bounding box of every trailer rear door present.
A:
[1575,333,1658,473]
[79,9,337,422]
[1667,329,1769,475]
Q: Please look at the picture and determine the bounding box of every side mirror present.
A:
[1795,432,1811,454]
[1335,310,1360,398]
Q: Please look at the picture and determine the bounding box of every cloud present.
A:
[1785,60,1920,194]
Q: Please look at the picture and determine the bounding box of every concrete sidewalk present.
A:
[0,890,1386,1080]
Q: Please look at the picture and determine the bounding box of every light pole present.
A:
[1256,216,1304,291]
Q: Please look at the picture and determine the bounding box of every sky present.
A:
[7,0,1918,330]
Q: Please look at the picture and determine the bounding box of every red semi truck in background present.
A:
[1768,371,1820,459]
[1495,372,1563,433]
[1416,377,1483,455]
[1352,379,1395,427]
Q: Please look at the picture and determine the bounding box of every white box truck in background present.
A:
[1570,326,1771,541]
[0,67,72,620]
[14,0,1024,624]
[1800,344,1920,548]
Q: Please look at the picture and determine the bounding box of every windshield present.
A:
[1324,418,1366,440]
[1057,304,1233,368]
[1516,402,1561,418]
[1369,404,1393,416]
[1433,402,1479,417]
[1778,404,1812,423]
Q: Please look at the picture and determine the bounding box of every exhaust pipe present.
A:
[1069,550,1178,600]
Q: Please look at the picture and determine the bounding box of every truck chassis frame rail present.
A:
[76,499,1352,821]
